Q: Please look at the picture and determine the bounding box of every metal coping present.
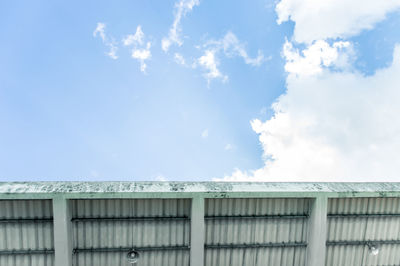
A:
[2,182,400,199]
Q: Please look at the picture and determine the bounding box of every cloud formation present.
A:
[220,0,400,182]
[162,0,200,52]
[283,40,353,76]
[123,26,152,73]
[174,53,186,65]
[276,0,400,43]
[221,45,400,182]
[93,22,118,59]
[198,50,228,84]
[197,32,265,83]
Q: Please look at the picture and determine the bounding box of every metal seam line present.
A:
[71,242,307,254]
[328,213,400,218]
[0,218,53,223]
[204,214,309,220]
[326,240,400,246]
[71,216,189,222]
[73,245,190,254]
[0,249,54,255]
[205,242,307,249]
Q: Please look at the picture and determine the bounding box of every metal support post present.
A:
[190,197,205,266]
[306,196,328,266]
[53,197,73,266]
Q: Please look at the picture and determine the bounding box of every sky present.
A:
[1,0,400,182]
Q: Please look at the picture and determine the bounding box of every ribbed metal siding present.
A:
[0,200,54,266]
[71,199,190,266]
[326,197,400,266]
[205,198,309,266]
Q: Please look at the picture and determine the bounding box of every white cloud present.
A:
[106,45,118,60]
[123,26,144,46]
[197,31,266,83]
[198,50,228,84]
[283,39,353,76]
[93,23,106,41]
[93,22,118,59]
[220,45,400,182]
[276,0,400,43]
[123,26,152,73]
[174,53,186,65]
[162,0,200,52]
[201,129,209,138]
[131,42,152,72]
[220,32,265,66]
[154,175,168,182]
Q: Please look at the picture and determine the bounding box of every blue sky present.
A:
[1,0,400,181]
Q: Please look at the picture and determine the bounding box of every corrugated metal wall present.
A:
[71,199,190,266]
[326,197,400,266]
[205,198,310,266]
[0,200,54,266]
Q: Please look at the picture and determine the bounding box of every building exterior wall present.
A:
[0,199,54,266]
[1,182,400,266]
[71,199,190,266]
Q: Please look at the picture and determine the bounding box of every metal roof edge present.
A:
[1,182,400,197]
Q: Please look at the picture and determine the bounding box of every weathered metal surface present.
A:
[2,182,400,199]
[70,199,190,266]
[204,198,309,266]
[0,200,54,266]
[326,197,400,266]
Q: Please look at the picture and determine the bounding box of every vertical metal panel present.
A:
[326,197,400,266]
[71,199,190,266]
[205,198,309,266]
[0,200,54,266]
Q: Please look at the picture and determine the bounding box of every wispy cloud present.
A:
[93,22,118,59]
[123,25,144,46]
[174,53,186,65]
[196,31,266,84]
[162,0,200,52]
[198,50,228,84]
[220,32,265,66]
[123,26,152,73]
